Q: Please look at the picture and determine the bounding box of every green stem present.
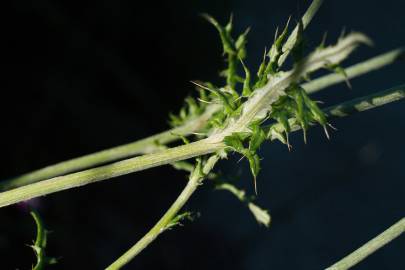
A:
[0,139,223,209]
[105,85,405,270]
[325,218,405,270]
[269,84,405,136]
[106,155,220,270]
[2,48,400,191]
[0,85,403,209]
[303,48,404,94]
[278,0,324,66]
[325,84,405,116]
[0,105,219,191]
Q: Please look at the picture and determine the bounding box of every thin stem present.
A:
[0,105,219,191]
[269,84,405,136]
[278,0,324,66]
[3,48,400,190]
[106,155,220,270]
[325,218,405,270]
[0,139,223,209]
[303,48,404,94]
[325,84,405,117]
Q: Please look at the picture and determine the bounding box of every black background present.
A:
[1,0,404,269]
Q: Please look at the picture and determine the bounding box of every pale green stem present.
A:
[0,139,223,209]
[2,48,400,191]
[106,155,220,270]
[105,85,405,269]
[0,85,403,209]
[278,0,324,66]
[269,84,405,135]
[303,48,404,94]
[0,35,398,208]
[325,218,405,270]
[0,105,219,191]
[324,84,405,117]
[0,0,321,191]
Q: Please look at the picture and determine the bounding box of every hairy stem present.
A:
[0,105,219,191]
[2,48,400,191]
[303,48,404,94]
[0,85,403,209]
[278,0,324,66]
[105,85,405,269]
[0,139,223,208]
[106,155,220,270]
[325,218,405,270]
[269,84,405,136]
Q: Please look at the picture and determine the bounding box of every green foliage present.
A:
[169,11,340,193]
[215,181,271,227]
[3,1,404,268]
[29,211,57,270]
[167,212,198,230]
[168,89,207,128]
[202,14,250,90]
[223,123,267,194]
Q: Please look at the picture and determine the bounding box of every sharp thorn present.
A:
[323,125,330,140]
[237,155,245,163]
[253,177,258,196]
[328,123,338,131]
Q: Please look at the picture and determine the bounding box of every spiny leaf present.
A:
[29,211,57,270]
[301,88,327,126]
[235,27,251,60]
[167,212,198,230]
[241,59,252,97]
[191,81,236,114]
[202,14,235,55]
[326,63,352,89]
[247,202,271,227]
[267,17,291,74]
[291,19,306,63]
[256,48,267,79]
[249,123,266,152]
[224,131,262,194]
[290,86,309,143]
[224,133,245,152]
[215,181,271,227]
[268,126,288,145]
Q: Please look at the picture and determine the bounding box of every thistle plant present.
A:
[1,0,404,269]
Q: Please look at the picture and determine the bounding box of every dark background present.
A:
[1,0,404,269]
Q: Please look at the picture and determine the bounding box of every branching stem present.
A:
[0,139,223,208]
[0,105,219,190]
[106,155,220,270]
[0,85,403,209]
[2,48,402,190]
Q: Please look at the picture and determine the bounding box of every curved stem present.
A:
[106,155,220,270]
[326,218,405,270]
[0,139,223,209]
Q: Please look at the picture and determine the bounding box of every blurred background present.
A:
[1,0,404,269]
